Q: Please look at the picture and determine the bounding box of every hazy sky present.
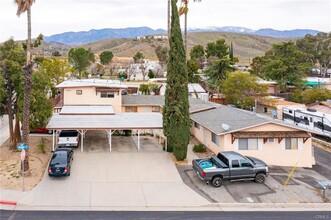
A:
[0,0,330,42]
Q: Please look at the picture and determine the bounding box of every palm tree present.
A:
[179,0,201,60]
[15,0,35,171]
[167,0,171,38]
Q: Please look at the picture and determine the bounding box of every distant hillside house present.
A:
[257,96,305,119]
[258,79,278,94]
[136,35,168,40]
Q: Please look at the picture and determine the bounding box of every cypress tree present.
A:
[229,41,234,61]
[163,0,190,160]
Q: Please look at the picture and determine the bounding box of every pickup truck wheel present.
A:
[255,173,266,183]
[211,177,223,187]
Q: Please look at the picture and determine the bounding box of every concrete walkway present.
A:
[2,136,210,210]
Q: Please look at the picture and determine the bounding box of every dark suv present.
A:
[48,148,74,177]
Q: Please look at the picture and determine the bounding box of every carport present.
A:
[46,111,163,152]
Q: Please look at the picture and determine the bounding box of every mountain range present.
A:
[43,26,321,45]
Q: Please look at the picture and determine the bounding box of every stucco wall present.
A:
[191,122,314,167]
[63,87,122,112]
[267,85,276,94]
[121,106,163,113]
[191,122,224,152]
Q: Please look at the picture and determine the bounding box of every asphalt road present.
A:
[0,211,330,220]
[313,146,331,180]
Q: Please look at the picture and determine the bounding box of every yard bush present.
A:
[193,144,206,153]
[38,137,46,153]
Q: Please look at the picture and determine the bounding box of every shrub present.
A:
[148,69,155,79]
[124,130,132,136]
[117,71,127,80]
[193,144,206,153]
[38,137,46,153]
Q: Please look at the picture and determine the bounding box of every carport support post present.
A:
[52,130,55,151]
[109,130,112,152]
[78,130,86,152]
[81,131,83,151]
[107,130,116,152]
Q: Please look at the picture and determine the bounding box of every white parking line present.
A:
[246,197,254,203]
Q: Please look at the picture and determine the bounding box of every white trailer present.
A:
[282,106,331,139]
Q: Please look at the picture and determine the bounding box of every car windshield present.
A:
[59,130,78,137]
[217,153,229,167]
[50,152,67,165]
[246,156,256,165]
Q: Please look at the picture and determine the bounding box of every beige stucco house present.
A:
[190,106,314,168]
[49,79,315,167]
[122,95,314,168]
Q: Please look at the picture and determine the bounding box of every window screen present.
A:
[194,122,200,129]
[285,138,298,150]
[239,139,258,150]
[211,133,219,145]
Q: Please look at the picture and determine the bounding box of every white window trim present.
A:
[298,138,303,150]
[211,132,219,146]
[280,139,285,150]
[234,139,238,150]
[258,139,263,150]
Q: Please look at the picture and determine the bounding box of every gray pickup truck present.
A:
[192,151,269,187]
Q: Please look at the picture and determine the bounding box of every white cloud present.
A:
[0,0,330,42]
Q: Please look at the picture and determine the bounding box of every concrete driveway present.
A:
[18,131,209,209]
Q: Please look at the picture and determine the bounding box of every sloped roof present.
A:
[47,113,162,130]
[190,105,269,135]
[122,95,165,106]
[188,84,206,93]
[122,95,217,113]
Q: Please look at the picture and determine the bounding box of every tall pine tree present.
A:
[163,0,190,160]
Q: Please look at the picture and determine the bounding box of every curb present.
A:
[0,200,17,206]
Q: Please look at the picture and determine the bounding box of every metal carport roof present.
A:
[46,112,163,130]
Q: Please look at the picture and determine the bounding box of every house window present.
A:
[152,106,160,112]
[211,132,219,145]
[125,106,137,112]
[268,138,274,143]
[194,122,200,130]
[285,138,298,150]
[101,92,115,98]
[264,107,268,113]
[76,90,82,95]
[238,138,258,150]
